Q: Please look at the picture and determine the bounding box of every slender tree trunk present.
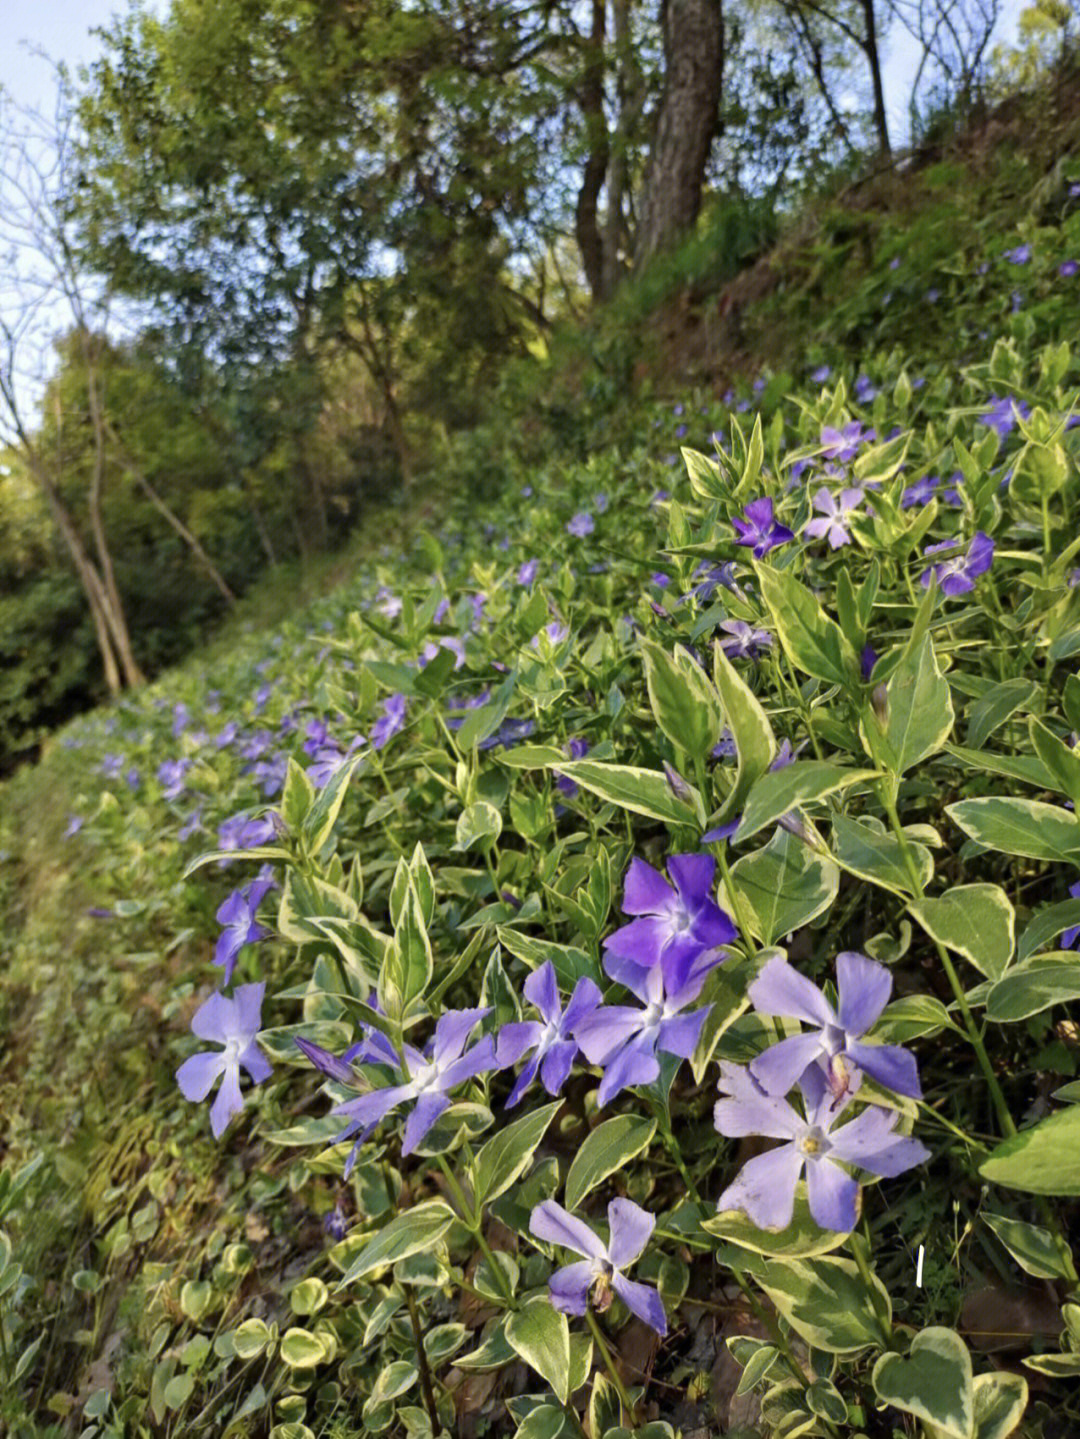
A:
[574,0,609,302]
[859,0,891,155]
[602,0,644,299]
[634,0,725,268]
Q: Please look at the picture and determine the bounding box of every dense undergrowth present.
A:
[3,81,1080,1439]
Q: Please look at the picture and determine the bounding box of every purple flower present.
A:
[477,716,536,751]
[420,636,466,670]
[981,395,1030,438]
[176,983,272,1138]
[518,559,540,585]
[920,532,995,596]
[1061,881,1080,949]
[64,815,84,839]
[214,870,275,984]
[1004,244,1031,264]
[158,757,192,801]
[307,735,365,787]
[555,738,589,798]
[371,694,408,749]
[820,422,872,463]
[747,953,922,1101]
[178,808,204,842]
[326,1008,497,1172]
[902,475,940,509]
[732,498,794,558]
[567,512,595,538]
[854,375,877,404]
[714,1062,929,1232]
[496,963,603,1107]
[804,487,865,549]
[574,946,726,1106]
[605,855,736,971]
[861,644,879,681]
[376,587,403,619]
[1061,260,1079,278]
[596,492,610,512]
[687,562,739,603]
[532,620,570,648]
[530,1199,667,1336]
[719,619,773,659]
[810,364,832,383]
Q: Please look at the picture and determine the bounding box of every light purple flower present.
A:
[176,983,272,1138]
[820,422,872,463]
[732,498,794,558]
[719,619,772,659]
[1061,260,1079,278]
[810,364,832,383]
[518,559,540,585]
[307,735,365,788]
[605,855,736,971]
[555,737,589,798]
[981,395,1030,438]
[326,1008,497,1171]
[477,716,535,751]
[714,1062,929,1232]
[1004,244,1031,264]
[1061,881,1080,949]
[371,693,408,749]
[574,946,725,1106]
[920,532,995,596]
[496,963,603,1107]
[530,1198,667,1336]
[567,512,595,538]
[420,636,466,670]
[158,757,192,801]
[804,487,865,549]
[214,869,276,984]
[747,953,921,1101]
[64,815,84,839]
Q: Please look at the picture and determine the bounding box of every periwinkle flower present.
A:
[158,757,192,801]
[555,737,589,798]
[981,395,1030,438]
[1004,244,1031,264]
[575,946,726,1106]
[901,475,940,509]
[605,855,736,971]
[307,735,365,788]
[804,487,865,549]
[63,814,84,839]
[371,693,408,749]
[719,619,772,659]
[1060,881,1080,949]
[496,962,602,1107]
[810,364,832,383]
[732,498,794,558]
[747,953,921,1100]
[518,559,540,585]
[214,868,276,984]
[321,1008,497,1171]
[714,1062,929,1232]
[477,716,535,751]
[176,983,272,1138]
[920,532,995,596]
[567,512,595,538]
[820,422,872,463]
[531,1199,667,1335]
[1061,260,1079,278]
[420,636,466,670]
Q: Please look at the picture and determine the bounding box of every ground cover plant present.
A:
[5,146,1080,1439]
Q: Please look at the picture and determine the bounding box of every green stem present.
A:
[730,1268,813,1393]
[584,1308,636,1420]
[382,1163,442,1435]
[712,839,755,952]
[435,1155,516,1309]
[849,1230,893,1347]
[652,1102,704,1206]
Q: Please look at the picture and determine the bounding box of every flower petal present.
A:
[530,1200,605,1259]
[606,1198,654,1268]
[401,1091,450,1155]
[432,1007,491,1066]
[209,1063,244,1138]
[548,1261,595,1315]
[562,976,603,1031]
[835,952,892,1036]
[506,1053,542,1109]
[496,1021,544,1070]
[716,1144,804,1228]
[806,1156,859,1232]
[524,961,561,1023]
[846,1040,922,1099]
[604,916,670,968]
[190,990,238,1045]
[538,1039,577,1097]
[656,1007,709,1060]
[176,1051,225,1102]
[666,853,716,907]
[749,1031,825,1096]
[438,1035,497,1091]
[596,1035,659,1107]
[574,1007,646,1065]
[748,956,834,1027]
[611,1273,668,1336]
[621,857,675,915]
[238,1040,273,1086]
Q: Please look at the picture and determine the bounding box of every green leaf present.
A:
[946,797,1080,863]
[965,678,1039,750]
[738,761,878,842]
[985,958,1080,1021]
[281,758,316,831]
[910,885,1015,980]
[505,1299,571,1404]
[544,759,701,827]
[514,1405,567,1439]
[304,749,366,852]
[872,632,954,774]
[1017,899,1080,960]
[280,1328,327,1368]
[496,928,600,988]
[455,800,503,851]
[682,445,726,501]
[980,1105,1080,1195]
[642,641,723,760]
[755,564,857,687]
[338,1201,456,1284]
[471,1101,562,1206]
[730,827,839,945]
[831,813,933,895]
[232,1318,272,1359]
[379,877,433,1019]
[981,1212,1076,1280]
[746,1254,891,1354]
[1029,718,1080,807]
[871,1328,973,1439]
[971,1371,1028,1439]
[564,1115,657,1211]
[703,1184,850,1258]
[945,745,1056,791]
[710,640,776,825]
[457,671,516,750]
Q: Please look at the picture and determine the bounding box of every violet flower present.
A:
[732,498,794,558]
[496,962,603,1107]
[1004,244,1031,264]
[322,1008,496,1172]
[567,512,595,538]
[747,953,921,1101]
[719,619,773,659]
[919,532,995,596]
[574,946,725,1106]
[518,559,540,585]
[1061,881,1080,949]
[1060,260,1079,278]
[605,855,736,970]
[176,983,272,1138]
[555,737,589,798]
[371,693,408,749]
[804,487,865,549]
[714,1062,929,1232]
[530,1198,667,1335]
[820,422,872,463]
[214,868,276,984]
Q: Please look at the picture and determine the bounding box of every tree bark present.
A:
[602,0,644,299]
[859,0,891,155]
[634,0,724,268]
[574,0,609,302]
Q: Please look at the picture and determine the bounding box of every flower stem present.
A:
[584,1308,636,1421]
[435,1154,516,1308]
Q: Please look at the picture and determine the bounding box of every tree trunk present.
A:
[859,0,891,155]
[574,0,609,302]
[602,0,644,299]
[634,0,724,268]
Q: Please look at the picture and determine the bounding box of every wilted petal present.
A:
[611,1273,668,1336]
[750,1032,825,1096]
[530,1200,605,1259]
[835,952,892,1035]
[402,1091,451,1154]
[176,1051,226,1102]
[716,1144,804,1228]
[606,1198,655,1268]
[806,1156,859,1232]
[548,1261,595,1315]
[748,957,834,1027]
